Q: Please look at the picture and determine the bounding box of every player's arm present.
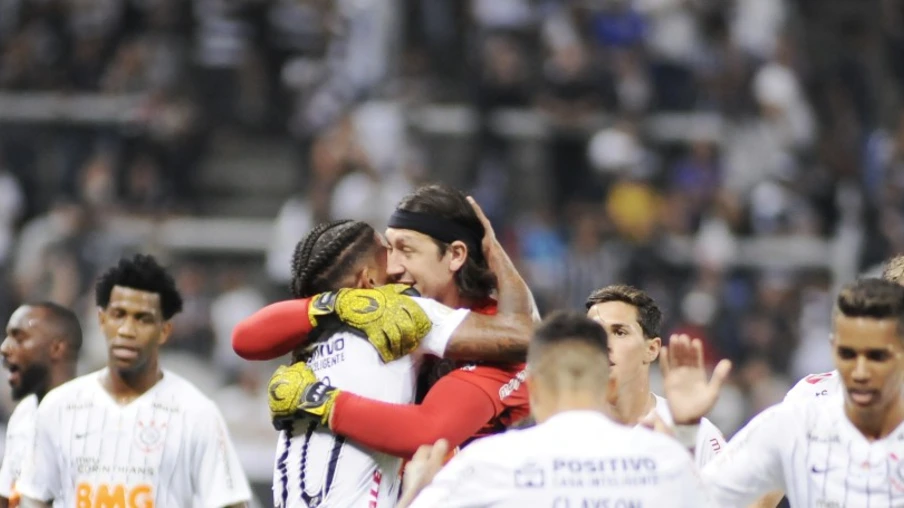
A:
[269,364,499,457]
[330,373,497,458]
[16,403,59,508]
[190,402,253,508]
[700,404,788,505]
[411,295,531,363]
[694,418,782,508]
[0,421,15,508]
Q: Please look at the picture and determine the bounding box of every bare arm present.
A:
[19,498,50,508]
[748,492,784,508]
[467,196,537,319]
[440,198,537,363]
[443,312,532,363]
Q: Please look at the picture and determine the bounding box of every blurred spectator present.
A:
[210,268,267,374]
[168,263,215,358]
[559,210,628,309]
[538,42,610,215]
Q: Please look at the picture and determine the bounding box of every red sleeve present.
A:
[231,299,314,360]
[446,363,530,431]
[330,375,497,459]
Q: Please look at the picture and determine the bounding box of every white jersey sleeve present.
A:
[409,296,470,358]
[694,417,727,467]
[190,400,252,508]
[701,404,789,505]
[16,394,62,502]
[0,395,37,498]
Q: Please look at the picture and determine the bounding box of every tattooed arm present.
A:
[437,198,537,364]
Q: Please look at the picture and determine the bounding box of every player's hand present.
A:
[307,284,432,362]
[268,362,340,430]
[466,196,503,266]
[399,439,450,508]
[660,334,732,425]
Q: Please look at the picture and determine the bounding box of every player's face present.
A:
[385,228,461,303]
[587,301,660,391]
[98,286,171,375]
[0,306,54,400]
[833,314,904,417]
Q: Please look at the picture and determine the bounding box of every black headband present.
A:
[388,209,484,261]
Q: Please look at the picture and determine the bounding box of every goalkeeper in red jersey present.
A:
[233,185,535,457]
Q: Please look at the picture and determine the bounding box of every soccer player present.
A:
[236,186,532,458]
[17,254,251,508]
[699,278,904,505]
[398,311,716,507]
[783,254,904,403]
[585,284,726,467]
[0,303,81,508]
[257,211,533,506]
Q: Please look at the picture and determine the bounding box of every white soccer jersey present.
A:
[273,296,469,508]
[649,394,726,468]
[702,393,904,506]
[0,394,37,501]
[410,410,715,508]
[17,369,251,508]
[784,369,842,403]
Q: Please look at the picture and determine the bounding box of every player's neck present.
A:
[535,393,608,423]
[104,361,164,403]
[38,363,77,402]
[612,375,653,426]
[847,398,904,441]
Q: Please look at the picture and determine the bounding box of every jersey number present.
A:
[277,420,345,508]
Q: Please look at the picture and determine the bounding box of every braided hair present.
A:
[290,220,377,298]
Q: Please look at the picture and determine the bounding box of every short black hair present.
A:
[290,220,377,298]
[29,301,83,358]
[836,278,904,337]
[531,310,609,356]
[395,184,495,301]
[95,254,184,320]
[585,284,662,339]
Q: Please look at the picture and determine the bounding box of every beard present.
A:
[12,362,49,401]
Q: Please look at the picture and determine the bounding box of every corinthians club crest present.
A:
[135,419,167,453]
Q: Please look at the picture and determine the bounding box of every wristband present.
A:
[673,423,700,450]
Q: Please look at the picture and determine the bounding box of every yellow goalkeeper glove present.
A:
[268,362,340,430]
[307,284,433,362]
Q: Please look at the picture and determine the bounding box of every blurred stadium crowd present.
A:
[0,0,901,491]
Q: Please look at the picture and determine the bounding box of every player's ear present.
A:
[49,339,66,362]
[446,240,468,272]
[645,337,662,364]
[354,267,374,289]
[96,306,106,327]
[158,321,173,347]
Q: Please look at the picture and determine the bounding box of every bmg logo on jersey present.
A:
[76,483,154,508]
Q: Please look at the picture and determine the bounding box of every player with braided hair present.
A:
[233,211,535,507]
[235,189,537,468]
[289,219,377,298]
